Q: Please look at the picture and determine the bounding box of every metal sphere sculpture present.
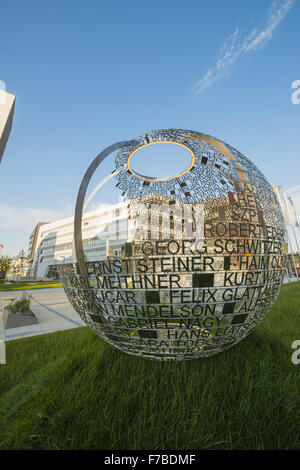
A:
[60,129,286,360]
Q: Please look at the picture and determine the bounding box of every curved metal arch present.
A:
[74,140,131,276]
[71,163,127,267]
[73,131,243,277]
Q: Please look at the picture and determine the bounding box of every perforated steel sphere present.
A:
[60,129,286,360]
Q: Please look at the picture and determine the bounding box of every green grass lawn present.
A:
[0,282,299,450]
[0,281,62,291]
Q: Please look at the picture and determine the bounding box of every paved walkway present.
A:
[283,276,299,284]
[0,288,85,342]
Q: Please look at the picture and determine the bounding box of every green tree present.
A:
[0,256,13,278]
[12,250,28,280]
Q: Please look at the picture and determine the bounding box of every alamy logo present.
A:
[0,80,6,104]
[291,340,300,365]
[291,80,300,104]
[97,202,205,250]
[128,202,204,244]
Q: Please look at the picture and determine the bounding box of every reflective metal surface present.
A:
[59,129,286,360]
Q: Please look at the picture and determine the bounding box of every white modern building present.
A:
[27,201,134,279]
[27,194,208,280]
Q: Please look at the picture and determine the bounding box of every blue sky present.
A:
[0,0,300,255]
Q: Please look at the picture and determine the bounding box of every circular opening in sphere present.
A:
[127,141,195,181]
